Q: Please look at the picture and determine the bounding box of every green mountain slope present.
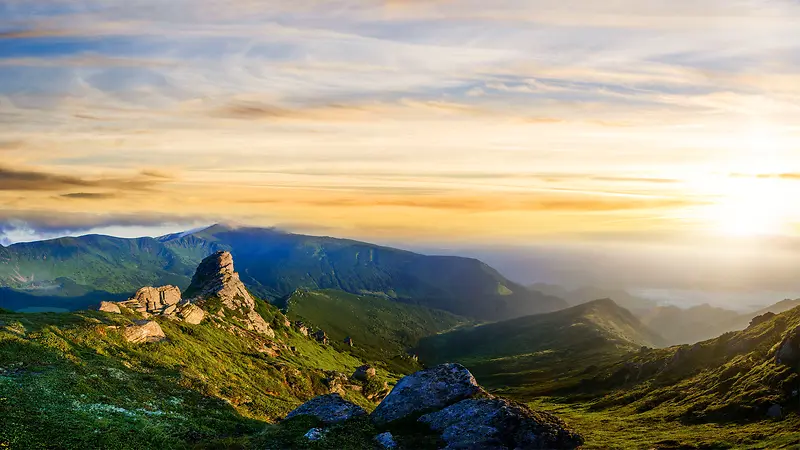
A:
[280,289,468,373]
[417,299,665,394]
[0,225,567,320]
[0,301,391,449]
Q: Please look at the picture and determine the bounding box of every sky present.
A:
[2,0,800,245]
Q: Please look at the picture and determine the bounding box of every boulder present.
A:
[375,432,398,449]
[285,393,367,424]
[344,336,354,347]
[419,398,584,450]
[122,320,166,344]
[767,404,783,418]
[304,428,326,442]
[128,286,182,314]
[353,365,377,381]
[313,330,329,345]
[179,304,205,325]
[98,301,121,314]
[371,363,483,425]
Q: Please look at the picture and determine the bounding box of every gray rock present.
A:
[122,320,166,344]
[353,364,377,381]
[767,404,783,418]
[375,431,398,449]
[304,428,325,442]
[419,398,584,450]
[371,363,483,425]
[285,393,367,424]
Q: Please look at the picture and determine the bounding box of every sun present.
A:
[702,176,789,237]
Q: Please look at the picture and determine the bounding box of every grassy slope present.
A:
[417,299,664,395]
[530,306,800,449]
[282,289,468,373]
[0,300,392,449]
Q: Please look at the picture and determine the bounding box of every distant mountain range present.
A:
[0,224,566,320]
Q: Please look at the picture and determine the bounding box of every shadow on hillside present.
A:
[0,288,130,312]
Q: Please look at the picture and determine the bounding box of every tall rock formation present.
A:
[185,251,274,337]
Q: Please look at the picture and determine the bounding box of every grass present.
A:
[282,289,467,373]
[530,399,800,449]
[0,302,392,449]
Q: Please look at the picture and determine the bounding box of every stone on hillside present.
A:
[371,363,483,425]
[179,304,205,325]
[419,398,584,450]
[129,286,182,314]
[344,336,354,347]
[776,325,800,367]
[313,329,329,344]
[304,428,326,442]
[375,432,398,449]
[285,393,367,424]
[98,301,121,314]
[122,320,166,344]
[767,404,783,418]
[185,251,273,336]
[353,365,376,381]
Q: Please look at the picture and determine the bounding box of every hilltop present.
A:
[0,224,566,321]
[417,299,665,394]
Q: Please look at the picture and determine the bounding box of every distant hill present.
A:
[569,303,800,424]
[528,284,656,315]
[280,289,468,373]
[0,224,567,320]
[417,299,665,394]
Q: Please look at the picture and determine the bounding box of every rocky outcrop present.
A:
[371,363,483,425]
[126,286,182,315]
[419,398,584,449]
[353,365,376,381]
[122,320,166,344]
[98,301,121,314]
[178,304,205,325]
[313,329,329,344]
[285,393,367,424]
[185,251,273,337]
[285,364,582,449]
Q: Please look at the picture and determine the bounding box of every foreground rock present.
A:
[185,251,274,337]
[98,301,121,314]
[122,320,166,344]
[371,363,483,425]
[100,285,205,325]
[285,393,367,424]
[419,397,584,449]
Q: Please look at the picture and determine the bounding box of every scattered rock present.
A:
[126,286,182,315]
[285,393,367,424]
[324,371,348,395]
[419,397,584,450]
[375,432,398,449]
[371,363,484,425]
[313,329,329,345]
[304,428,326,442]
[98,301,121,314]
[767,404,783,418]
[353,364,376,381]
[122,320,166,344]
[344,336,354,347]
[178,303,205,325]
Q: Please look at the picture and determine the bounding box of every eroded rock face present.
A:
[285,393,367,424]
[122,320,166,344]
[128,286,182,314]
[98,301,121,314]
[371,363,483,425]
[419,398,584,450]
[186,251,273,336]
